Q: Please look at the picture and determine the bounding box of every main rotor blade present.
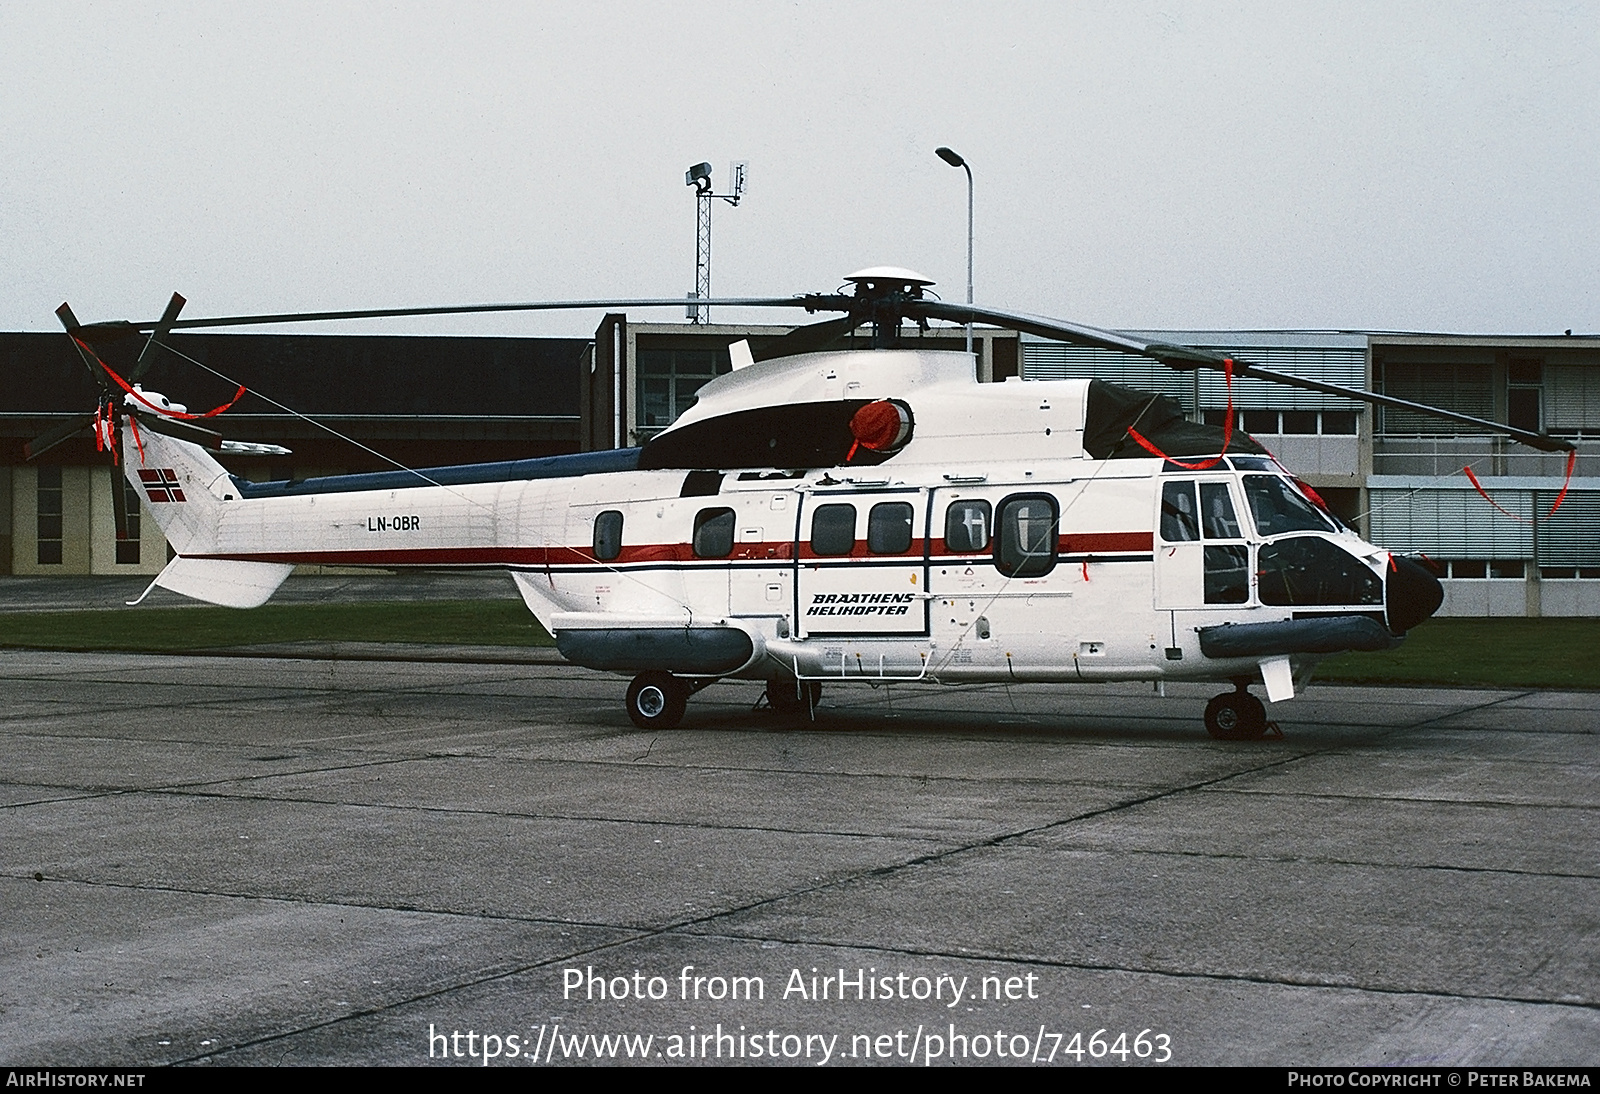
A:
[130,292,187,384]
[1225,360,1575,453]
[912,301,1225,366]
[134,296,819,332]
[24,414,97,460]
[750,314,864,362]
[915,300,1575,453]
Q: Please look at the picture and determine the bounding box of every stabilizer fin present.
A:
[150,556,294,609]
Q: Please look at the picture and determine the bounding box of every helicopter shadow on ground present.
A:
[667,679,1388,748]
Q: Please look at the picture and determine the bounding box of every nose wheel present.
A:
[1204,683,1268,740]
[625,672,691,729]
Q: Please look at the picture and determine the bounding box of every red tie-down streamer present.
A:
[73,336,246,420]
[1124,357,1237,470]
[1464,449,1578,521]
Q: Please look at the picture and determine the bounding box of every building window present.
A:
[1204,409,1360,435]
[1439,560,1527,579]
[115,481,141,564]
[36,466,63,565]
[1507,359,1543,434]
[637,348,727,434]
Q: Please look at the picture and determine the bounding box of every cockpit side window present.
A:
[1160,481,1199,542]
[593,510,624,561]
[692,507,735,558]
[1244,475,1334,536]
[944,500,992,553]
[1200,482,1242,540]
[810,503,857,556]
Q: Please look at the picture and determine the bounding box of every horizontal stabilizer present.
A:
[152,556,295,609]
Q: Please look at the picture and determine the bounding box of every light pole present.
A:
[935,146,973,356]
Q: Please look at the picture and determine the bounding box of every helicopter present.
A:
[31,268,1577,739]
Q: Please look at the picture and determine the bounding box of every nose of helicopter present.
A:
[1386,555,1445,634]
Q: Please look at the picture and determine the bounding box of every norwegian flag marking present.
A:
[138,468,186,503]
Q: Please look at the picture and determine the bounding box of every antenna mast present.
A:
[684,161,747,324]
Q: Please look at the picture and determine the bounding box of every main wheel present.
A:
[626,672,689,729]
[1204,691,1267,741]
[765,676,822,716]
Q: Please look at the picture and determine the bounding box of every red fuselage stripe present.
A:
[192,530,1155,569]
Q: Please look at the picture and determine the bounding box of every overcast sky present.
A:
[3,2,1596,339]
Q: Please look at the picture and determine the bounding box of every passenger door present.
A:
[796,490,928,637]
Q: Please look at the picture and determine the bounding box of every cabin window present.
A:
[944,500,991,553]
[1160,481,1198,543]
[1204,545,1250,604]
[593,510,624,561]
[995,494,1058,577]
[810,504,856,556]
[1199,482,1242,539]
[693,507,735,558]
[1243,475,1334,536]
[867,502,914,555]
[1258,537,1382,606]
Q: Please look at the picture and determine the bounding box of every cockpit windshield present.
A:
[1243,475,1335,536]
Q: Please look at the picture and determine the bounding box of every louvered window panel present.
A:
[1378,363,1494,435]
[1535,491,1600,566]
[1545,366,1600,433]
[1369,489,1532,558]
[1020,344,1364,410]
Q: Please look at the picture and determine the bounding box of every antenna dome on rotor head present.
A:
[845,266,936,288]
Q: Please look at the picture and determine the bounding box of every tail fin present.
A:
[123,417,293,609]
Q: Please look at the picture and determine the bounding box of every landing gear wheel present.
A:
[766,676,822,716]
[626,672,689,730]
[1204,690,1268,741]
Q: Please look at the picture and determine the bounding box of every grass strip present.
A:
[1314,618,1600,690]
[0,600,554,651]
[1,606,1595,689]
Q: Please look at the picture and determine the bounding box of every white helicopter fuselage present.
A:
[126,348,1425,722]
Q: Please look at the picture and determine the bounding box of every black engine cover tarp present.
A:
[1082,380,1265,461]
[639,400,896,470]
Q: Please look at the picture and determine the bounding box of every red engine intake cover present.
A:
[848,400,912,452]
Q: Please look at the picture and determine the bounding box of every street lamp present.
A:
[935,146,974,355]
